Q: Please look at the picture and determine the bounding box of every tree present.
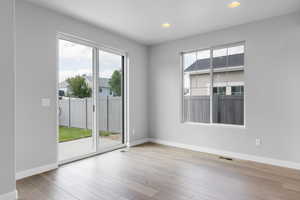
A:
[109,70,121,96]
[66,75,92,98]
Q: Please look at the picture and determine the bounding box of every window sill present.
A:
[182,121,246,129]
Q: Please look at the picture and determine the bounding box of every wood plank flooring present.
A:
[17,143,300,200]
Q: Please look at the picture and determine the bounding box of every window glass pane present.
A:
[197,50,210,59]
[183,88,211,123]
[213,48,227,57]
[183,50,210,123]
[183,52,196,70]
[98,50,124,150]
[213,48,227,68]
[228,45,244,67]
[58,39,95,161]
[228,45,244,55]
[212,44,244,125]
[195,50,211,72]
[183,53,196,96]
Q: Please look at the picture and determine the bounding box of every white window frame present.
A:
[180,41,246,128]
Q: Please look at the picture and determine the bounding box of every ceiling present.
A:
[23,0,300,45]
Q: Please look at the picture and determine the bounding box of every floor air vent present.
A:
[219,156,233,161]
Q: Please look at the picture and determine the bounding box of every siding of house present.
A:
[189,70,244,96]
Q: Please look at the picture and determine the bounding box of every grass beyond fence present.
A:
[59,126,116,143]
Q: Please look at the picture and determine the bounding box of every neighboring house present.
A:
[59,75,113,97]
[59,80,69,95]
[184,53,244,96]
[84,75,113,96]
[98,78,113,96]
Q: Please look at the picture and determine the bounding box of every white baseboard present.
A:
[16,163,58,180]
[149,138,300,170]
[14,138,300,182]
[16,139,150,180]
[129,138,150,147]
[0,190,17,200]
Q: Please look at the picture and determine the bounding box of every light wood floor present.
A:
[17,143,300,200]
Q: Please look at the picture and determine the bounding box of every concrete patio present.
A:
[59,136,122,161]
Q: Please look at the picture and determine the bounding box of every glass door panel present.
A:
[58,39,96,162]
[98,50,124,150]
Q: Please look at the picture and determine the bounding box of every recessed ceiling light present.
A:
[161,23,171,28]
[228,1,241,8]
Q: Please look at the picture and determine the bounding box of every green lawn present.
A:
[59,126,92,142]
[59,126,113,143]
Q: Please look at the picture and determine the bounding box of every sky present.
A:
[59,39,122,83]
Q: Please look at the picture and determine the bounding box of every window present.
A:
[231,86,244,96]
[213,87,226,96]
[182,42,244,125]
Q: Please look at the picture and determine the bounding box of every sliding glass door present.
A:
[98,50,124,150]
[58,39,97,162]
[58,36,126,163]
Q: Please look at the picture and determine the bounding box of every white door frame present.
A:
[56,32,128,165]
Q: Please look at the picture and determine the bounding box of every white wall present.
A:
[15,0,148,173]
[148,12,300,163]
[0,0,16,197]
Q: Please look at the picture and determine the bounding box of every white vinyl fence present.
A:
[59,96,122,133]
[183,95,244,125]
